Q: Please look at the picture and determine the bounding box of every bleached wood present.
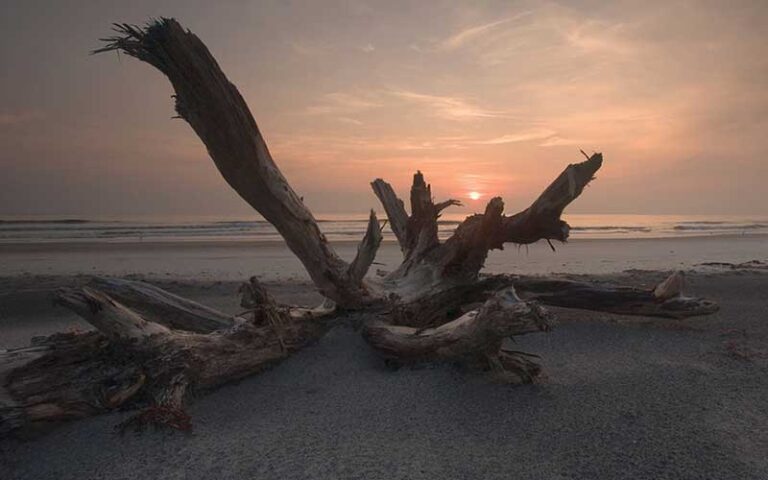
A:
[653,270,685,300]
[348,210,384,283]
[363,288,551,383]
[90,277,234,332]
[55,287,171,340]
[1,284,330,436]
[371,178,408,250]
[513,274,719,319]
[96,19,373,307]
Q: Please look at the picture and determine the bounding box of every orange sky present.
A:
[1,0,767,216]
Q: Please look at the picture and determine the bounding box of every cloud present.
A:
[305,92,383,115]
[564,21,636,56]
[439,12,532,50]
[288,41,328,57]
[335,117,364,126]
[389,90,507,120]
[538,135,580,147]
[472,129,556,145]
[359,43,375,53]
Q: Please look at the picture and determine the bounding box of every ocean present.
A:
[0,214,767,244]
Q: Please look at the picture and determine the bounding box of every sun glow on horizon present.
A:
[468,191,481,201]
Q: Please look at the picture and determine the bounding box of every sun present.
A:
[468,191,481,200]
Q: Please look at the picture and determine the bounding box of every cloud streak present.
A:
[389,90,507,120]
[472,129,556,145]
[305,92,383,115]
[438,12,532,50]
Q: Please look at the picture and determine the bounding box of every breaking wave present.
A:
[1,215,766,243]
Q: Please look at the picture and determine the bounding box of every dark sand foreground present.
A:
[1,269,767,479]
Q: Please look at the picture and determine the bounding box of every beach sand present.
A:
[0,234,766,280]
[1,240,767,479]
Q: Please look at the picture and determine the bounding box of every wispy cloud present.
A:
[472,129,556,145]
[439,12,532,50]
[564,21,636,56]
[538,135,580,147]
[305,92,383,115]
[288,41,328,57]
[270,133,475,158]
[390,90,506,120]
[335,117,364,126]
[359,43,375,53]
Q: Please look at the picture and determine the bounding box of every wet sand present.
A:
[1,267,767,479]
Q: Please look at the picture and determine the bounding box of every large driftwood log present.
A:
[0,280,331,436]
[389,271,719,329]
[513,271,719,319]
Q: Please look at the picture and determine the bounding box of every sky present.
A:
[1,0,767,217]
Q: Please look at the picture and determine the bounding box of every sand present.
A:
[1,234,766,280]
[1,265,767,479]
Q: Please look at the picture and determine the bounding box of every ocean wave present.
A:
[1,215,767,243]
[675,221,729,225]
[673,223,768,231]
[570,226,652,232]
[0,218,94,225]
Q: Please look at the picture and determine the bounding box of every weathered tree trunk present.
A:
[95,20,380,308]
[0,18,721,437]
[0,280,331,436]
[513,271,719,319]
[387,271,718,329]
[363,288,552,383]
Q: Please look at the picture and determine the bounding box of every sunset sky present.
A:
[1,0,766,217]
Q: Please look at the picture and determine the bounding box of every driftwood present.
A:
[363,287,552,383]
[0,18,720,437]
[0,279,331,436]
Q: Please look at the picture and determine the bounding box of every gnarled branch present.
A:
[363,288,552,383]
[502,152,603,244]
[96,19,374,307]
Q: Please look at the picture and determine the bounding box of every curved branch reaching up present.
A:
[95,19,375,307]
[348,210,384,284]
[371,179,408,250]
[501,152,603,244]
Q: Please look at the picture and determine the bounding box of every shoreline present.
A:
[0,231,766,249]
[1,234,765,281]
